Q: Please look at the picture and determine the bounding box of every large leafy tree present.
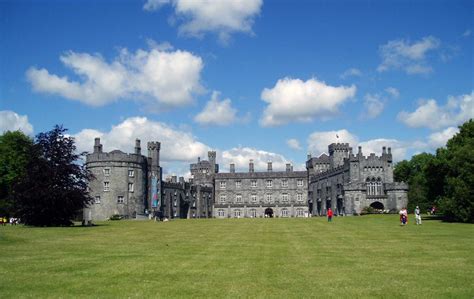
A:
[394,153,436,212]
[0,131,33,216]
[436,120,474,222]
[12,125,92,226]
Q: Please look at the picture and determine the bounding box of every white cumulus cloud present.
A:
[220,146,294,172]
[428,127,459,148]
[363,93,385,119]
[0,110,34,135]
[398,91,473,129]
[144,0,263,44]
[73,116,210,162]
[194,91,238,126]
[26,47,204,109]
[286,138,302,150]
[260,77,356,127]
[306,129,420,162]
[377,36,441,74]
[358,139,409,162]
[307,129,359,156]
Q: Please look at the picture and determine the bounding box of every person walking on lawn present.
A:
[327,208,333,222]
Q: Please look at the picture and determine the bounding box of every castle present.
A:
[84,139,408,221]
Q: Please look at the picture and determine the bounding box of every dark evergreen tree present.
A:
[0,131,33,216]
[12,125,92,226]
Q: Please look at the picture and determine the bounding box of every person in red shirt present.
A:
[327,208,333,222]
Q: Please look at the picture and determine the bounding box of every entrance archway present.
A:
[264,207,274,218]
[370,201,384,211]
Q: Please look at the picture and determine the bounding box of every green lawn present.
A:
[1,215,473,298]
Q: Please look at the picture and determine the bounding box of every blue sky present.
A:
[1,0,472,177]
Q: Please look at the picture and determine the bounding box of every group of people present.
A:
[399,206,422,225]
[0,217,19,225]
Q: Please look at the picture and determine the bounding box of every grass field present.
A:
[1,215,473,298]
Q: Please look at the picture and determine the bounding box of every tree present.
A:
[0,131,33,216]
[12,125,93,226]
[437,120,474,223]
[394,153,436,212]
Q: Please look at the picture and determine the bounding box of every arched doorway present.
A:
[264,207,274,218]
[370,201,384,212]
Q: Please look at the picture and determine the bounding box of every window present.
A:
[128,170,134,177]
[236,194,242,203]
[281,180,288,188]
[219,195,226,204]
[234,209,242,218]
[104,168,110,176]
[103,181,110,192]
[297,193,303,202]
[218,209,225,217]
[117,196,124,204]
[266,180,273,188]
[282,193,289,202]
[297,179,304,187]
[94,196,101,204]
[296,209,305,217]
[251,180,257,188]
[251,194,257,203]
[220,181,226,189]
[281,209,289,217]
[265,193,272,203]
[128,183,134,192]
[249,209,257,218]
[236,180,241,188]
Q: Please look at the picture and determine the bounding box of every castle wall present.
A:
[214,170,308,218]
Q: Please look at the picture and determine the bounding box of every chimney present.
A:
[94,137,102,153]
[198,157,201,162]
[307,153,312,160]
[358,146,362,155]
[267,161,273,172]
[249,159,254,173]
[349,147,353,155]
[135,139,141,155]
[230,163,235,173]
[388,147,392,155]
[382,146,386,155]
[172,175,177,183]
[286,163,291,172]
[179,177,185,184]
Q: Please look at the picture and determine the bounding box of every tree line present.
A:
[0,125,92,226]
[394,119,473,223]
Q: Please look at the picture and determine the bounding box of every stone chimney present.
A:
[267,161,272,172]
[358,146,362,156]
[172,175,177,183]
[388,147,392,155]
[179,177,185,184]
[135,139,141,155]
[198,157,201,162]
[286,163,291,172]
[94,137,103,153]
[307,153,312,160]
[382,146,386,155]
[249,159,254,173]
[230,163,235,173]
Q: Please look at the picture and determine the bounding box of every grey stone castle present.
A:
[84,139,408,221]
